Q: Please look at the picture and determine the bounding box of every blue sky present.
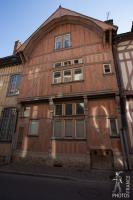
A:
[0,0,133,57]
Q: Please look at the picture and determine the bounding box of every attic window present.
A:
[55,34,71,50]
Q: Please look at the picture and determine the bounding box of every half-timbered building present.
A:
[14,7,125,169]
[0,53,22,164]
[113,25,133,169]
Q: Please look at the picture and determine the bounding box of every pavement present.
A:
[0,162,132,183]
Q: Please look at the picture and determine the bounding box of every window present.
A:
[63,60,72,66]
[103,64,112,74]
[8,74,21,95]
[54,62,62,68]
[55,104,62,116]
[63,70,72,82]
[53,71,61,84]
[76,120,85,138]
[76,103,84,115]
[32,106,38,118]
[74,68,83,81]
[109,119,118,137]
[28,120,39,136]
[53,102,85,138]
[55,36,62,50]
[73,58,83,65]
[65,120,73,137]
[55,34,71,50]
[63,34,71,48]
[65,103,72,115]
[0,108,17,141]
[23,106,30,117]
[54,120,63,137]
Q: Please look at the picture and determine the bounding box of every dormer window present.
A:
[55,33,71,50]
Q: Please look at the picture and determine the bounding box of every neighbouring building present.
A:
[113,24,133,169]
[0,53,22,164]
[14,7,125,169]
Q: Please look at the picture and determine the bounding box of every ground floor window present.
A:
[0,107,17,141]
[109,118,118,137]
[53,119,85,138]
[28,120,39,136]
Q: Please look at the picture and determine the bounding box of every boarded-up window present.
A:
[28,120,39,136]
[65,120,73,137]
[54,120,63,137]
[76,120,85,138]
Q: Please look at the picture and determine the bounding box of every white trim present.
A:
[63,69,72,82]
[103,64,112,74]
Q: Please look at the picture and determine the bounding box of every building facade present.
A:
[0,54,22,163]
[113,27,133,169]
[14,7,124,169]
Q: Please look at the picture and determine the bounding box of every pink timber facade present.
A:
[14,7,125,169]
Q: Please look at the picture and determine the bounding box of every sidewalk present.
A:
[0,162,132,183]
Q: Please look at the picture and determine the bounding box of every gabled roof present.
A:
[17,6,117,53]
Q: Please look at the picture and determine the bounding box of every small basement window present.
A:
[103,64,112,74]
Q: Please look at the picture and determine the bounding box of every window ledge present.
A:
[7,93,19,97]
[103,72,114,76]
[110,135,120,138]
[51,137,86,141]
[54,46,72,52]
[27,135,39,137]
[51,79,84,86]
[0,140,12,143]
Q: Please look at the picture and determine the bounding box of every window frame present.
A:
[55,35,62,50]
[55,33,71,50]
[75,119,86,138]
[28,119,39,137]
[63,34,71,49]
[103,64,112,75]
[75,102,84,115]
[54,104,63,116]
[53,102,85,139]
[74,67,83,81]
[23,106,31,118]
[63,69,72,83]
[7,74,21,96]
[53,71,61,84]
[109,118,119,137]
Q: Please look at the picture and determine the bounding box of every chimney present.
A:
[131,21,133,32]
[105,19,113,25]
[13,40,21,54]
